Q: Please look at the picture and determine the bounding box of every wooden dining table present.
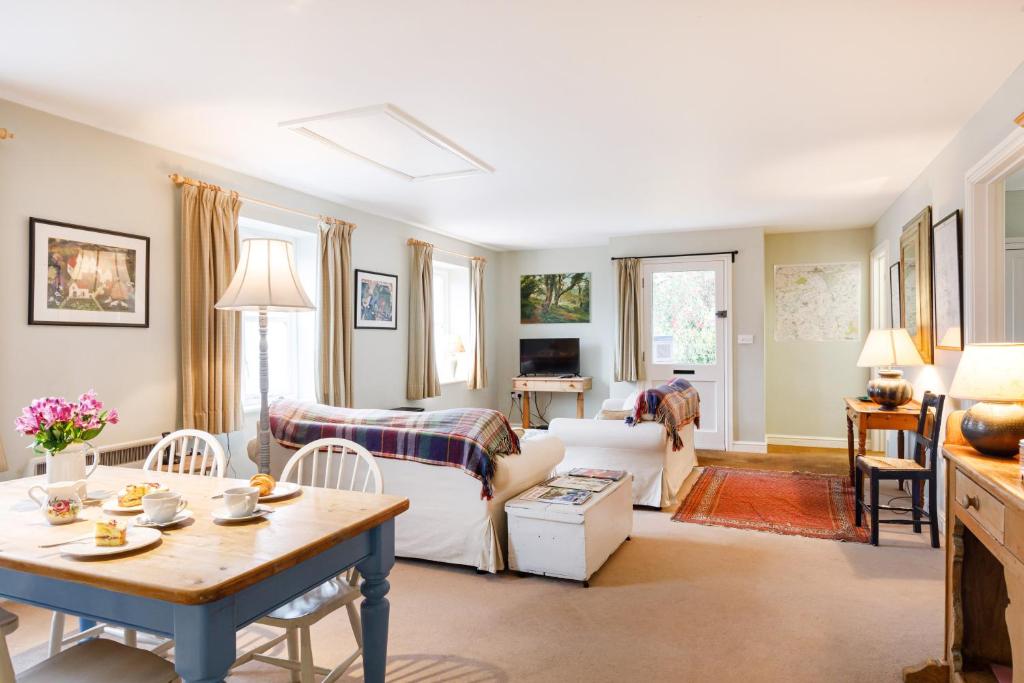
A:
[0,466,408,682]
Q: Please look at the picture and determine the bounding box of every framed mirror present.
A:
[899,207,933,364]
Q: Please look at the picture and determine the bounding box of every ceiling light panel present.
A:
[280,104,494,182]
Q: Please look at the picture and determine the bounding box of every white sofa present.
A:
[249,430,564,573]
[549,397,696,507]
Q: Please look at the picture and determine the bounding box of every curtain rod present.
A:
[611,250,739,263]
[407,237,485,262]
[168,173,356,228]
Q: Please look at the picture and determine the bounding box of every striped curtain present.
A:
[316,220,356,407]
[614,258,645,383]
[467,257,487,389]
[407,242,441,400]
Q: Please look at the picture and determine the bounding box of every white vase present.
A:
[45,443,99,485]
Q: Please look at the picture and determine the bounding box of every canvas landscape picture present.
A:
[520,272,591,323]
[29,218,149,327]
[355,269,397,329]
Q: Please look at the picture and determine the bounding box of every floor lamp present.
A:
[216,238,315,474]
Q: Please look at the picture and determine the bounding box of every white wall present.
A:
[764,228,872,443]
[0,98,499,479]
[496,226,766,447]
[1007,190,1024,237]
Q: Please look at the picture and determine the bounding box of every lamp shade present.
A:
[949,343,1024,401]
[215,239,314,311]
[856,328,924,368]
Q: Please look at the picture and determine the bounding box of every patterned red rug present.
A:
[673,467,869,543]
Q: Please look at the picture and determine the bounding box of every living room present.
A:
[2,3,1024,682]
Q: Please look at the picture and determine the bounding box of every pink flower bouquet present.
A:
[14,390,118,454]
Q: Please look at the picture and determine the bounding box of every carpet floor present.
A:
[675,467,870,543]
[4,472,944,683]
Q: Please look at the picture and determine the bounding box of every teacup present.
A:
[142,490,187,524]
[222,486,259,518]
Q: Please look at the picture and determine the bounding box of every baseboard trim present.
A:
[767,433,847,450]
[728,440,768,454]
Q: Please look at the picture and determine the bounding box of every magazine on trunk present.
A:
[568,468,626,481]
[520,485,593,505]
[547,475,612,492]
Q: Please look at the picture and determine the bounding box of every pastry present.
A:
[250,473,276,497]
[117,482,165,507]
[94,518,127,547]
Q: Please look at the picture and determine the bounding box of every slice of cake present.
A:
[117,484,150,507]
[95,518,127,547]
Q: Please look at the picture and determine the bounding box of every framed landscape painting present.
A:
[520,272,591,323]
[931,209,963,350]
[29,217,149,327]
[355,269,397,329]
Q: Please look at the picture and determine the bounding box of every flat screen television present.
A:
[519,338,580,376]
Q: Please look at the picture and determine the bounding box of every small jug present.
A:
[27,479,86,525]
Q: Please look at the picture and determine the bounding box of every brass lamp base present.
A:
[867,368,914,410]
[961,401,1024,458]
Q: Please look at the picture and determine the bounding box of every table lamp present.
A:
[856,328,924,409]
[216,239,315,474]
[949,343,1024,457]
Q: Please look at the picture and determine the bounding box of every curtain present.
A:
[407,241,441,400]
[467,257,487,389]
[0,440,7,473]
[614,258,645,383]
[316,219,355,407]
[180,184,242,433]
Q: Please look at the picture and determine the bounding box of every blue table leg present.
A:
[78,616,97,632]
[172,600,236,683]
[357,519,395,683]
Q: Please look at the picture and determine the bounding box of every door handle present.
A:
[673,370,695,375]
[716,310,728,318]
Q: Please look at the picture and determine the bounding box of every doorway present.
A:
[641,256,731,450]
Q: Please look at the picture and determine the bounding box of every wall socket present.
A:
[737,334,755,345]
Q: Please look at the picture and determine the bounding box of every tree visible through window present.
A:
[651,270,716,365]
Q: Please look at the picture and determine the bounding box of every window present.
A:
[239,218,318,412]
[433,260,471,384]
[650,269,717,365]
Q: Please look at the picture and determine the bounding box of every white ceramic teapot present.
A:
[27,479,86,525]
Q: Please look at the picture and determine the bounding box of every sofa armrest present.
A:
[549,417,667,451]
[601,398,627,412]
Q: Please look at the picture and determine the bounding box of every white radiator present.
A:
[28,436,162,476]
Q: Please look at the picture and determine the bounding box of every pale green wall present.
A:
[1006,190,1024,237]
[764,228,871,441]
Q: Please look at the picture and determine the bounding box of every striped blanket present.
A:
[631,377,701,450]
[269,400,520,499]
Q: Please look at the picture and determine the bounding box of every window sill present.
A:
[439,379,469,387]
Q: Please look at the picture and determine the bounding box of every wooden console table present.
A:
[844,397,921,485]
[904,412,1024,683]
[513,376,592,428]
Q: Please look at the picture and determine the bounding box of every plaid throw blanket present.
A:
[269,400,521,499]
[631,377,701,450]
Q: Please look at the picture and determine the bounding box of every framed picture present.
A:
[29,217,149,327]
[355,269,397,329]
[931,209,964,351]
[889,262,901,328]
[520,272,591,323]
[899,207,933,364]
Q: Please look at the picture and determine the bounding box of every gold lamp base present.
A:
[961,401,1024,458]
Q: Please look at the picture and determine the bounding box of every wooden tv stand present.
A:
[513,376,592,428]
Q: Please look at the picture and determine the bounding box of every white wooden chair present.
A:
[0,606,177,683]
[233,438,383,683]
[48,430,226,657]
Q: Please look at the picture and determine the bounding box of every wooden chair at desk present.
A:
[855,392,945,548]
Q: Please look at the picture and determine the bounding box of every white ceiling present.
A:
[3,1,1024,249]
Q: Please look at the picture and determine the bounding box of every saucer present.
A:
[260,482,301,502]
[212,505,272,523]
[134,509,193,528]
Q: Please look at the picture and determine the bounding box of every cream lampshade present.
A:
[949,343,1024,457]
[856,328,924,409]
[216,239,315,474]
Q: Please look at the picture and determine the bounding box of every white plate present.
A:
[61,526,162,559]
[212,506,273,523]
[134,509,193,528]
[260,482,301,502]
[84,489,114,502]
[101,499,144,514]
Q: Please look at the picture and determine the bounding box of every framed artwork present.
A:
[899,207,933,364]
[889,262,901,328]
[931,209,964,351]
[29,217,149,327]
[520,272,591,323]
[355,269,397,329]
